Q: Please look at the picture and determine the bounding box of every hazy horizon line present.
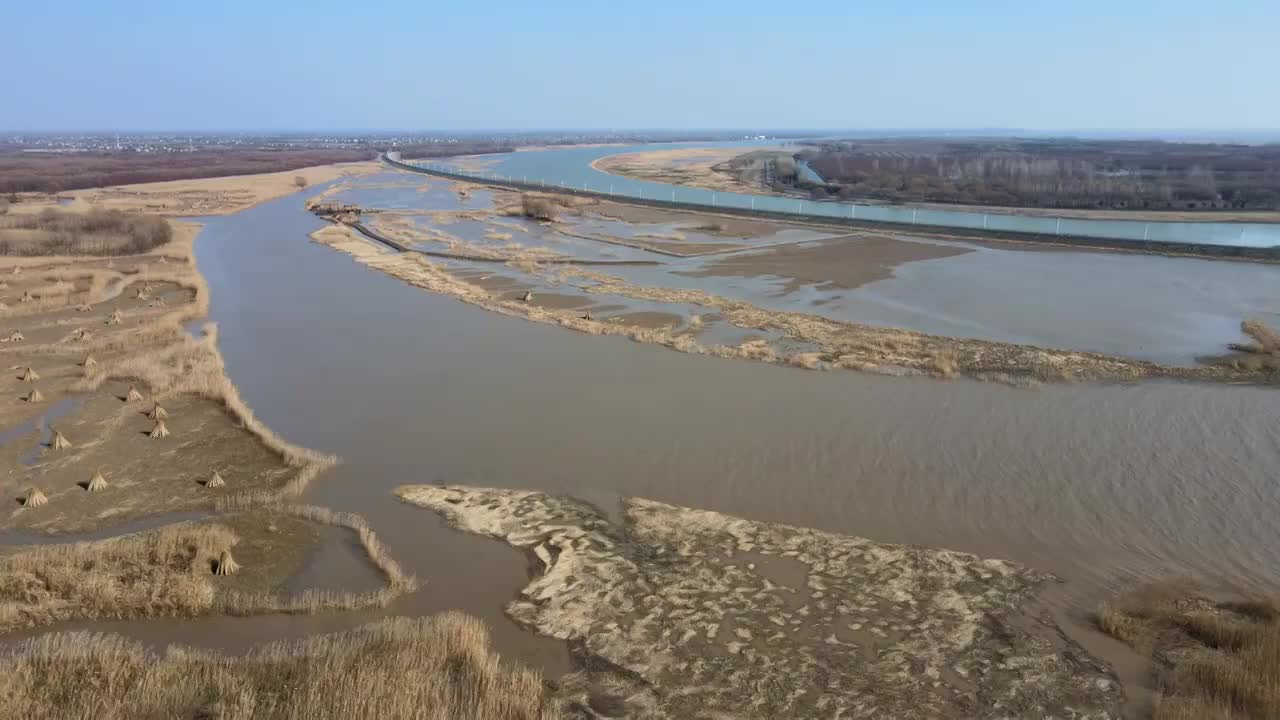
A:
[6,127,1279,136]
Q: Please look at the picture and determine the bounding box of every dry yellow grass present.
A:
[0,614,557,720]
[59,161,380,217]
[1097,584,1280,719]
[0,505,417,634]
[0,522,235,632]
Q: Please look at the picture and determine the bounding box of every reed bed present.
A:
[1097,585,1280,719]
[0,613,558,720]
[0,506,417,634]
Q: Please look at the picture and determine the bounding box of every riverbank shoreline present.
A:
[0,176,416,649]
[594,146,1280,224]
[387,155,1280,262]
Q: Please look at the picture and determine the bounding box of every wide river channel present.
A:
[9,166,1280,693]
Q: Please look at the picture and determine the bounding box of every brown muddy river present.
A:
[12,178,1280,689]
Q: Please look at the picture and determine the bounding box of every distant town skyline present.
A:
[3,0,1277,132]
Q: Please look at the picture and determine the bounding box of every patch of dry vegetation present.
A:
[0,614,557,720]
[1215,319,1280,373]
[518,194,559,222]
[0,521,235,632]
[1097,583,1280,719]
[0,208,173,256]
[0,506,415,634]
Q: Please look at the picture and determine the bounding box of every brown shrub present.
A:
[0,208,172,256]
[520,194,559,221]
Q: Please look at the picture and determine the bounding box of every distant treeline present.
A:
[0,149,373,194]
[0,141,524,194]
[799,138,1280,210]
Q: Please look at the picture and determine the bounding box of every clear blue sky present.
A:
[4,0,1277,131]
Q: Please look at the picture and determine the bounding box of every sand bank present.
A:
[398,484,1123,718]
[52,161,381,217]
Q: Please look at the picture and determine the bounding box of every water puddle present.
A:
[6,397,86,466]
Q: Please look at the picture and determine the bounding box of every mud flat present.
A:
[681,234,974,292]
[309,208,1276,386]
[591,146,790,196]
[398,484,1122,718]
[0,223,332,533]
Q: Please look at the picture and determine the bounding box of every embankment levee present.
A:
[382,155,1280,262]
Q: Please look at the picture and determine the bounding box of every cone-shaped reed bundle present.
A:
[107,310,122,325]
[24,488,47,507]
[521,290,533,302]
[83,354,97,368]
[11,266,20,275]
[215,550,240,576]
[20,367,39,382]
[583,310,592,321]
[151,403,168,419]
[86,471,108,492]
[150,419,170,438]
[8,330,23,342]
[125,385,144,402]
[51,428,72,450]
[134,288,149,299]
[25,388,43,403]
[77,303,92,312]
[20,291,33,303]
[207,471,226,489]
